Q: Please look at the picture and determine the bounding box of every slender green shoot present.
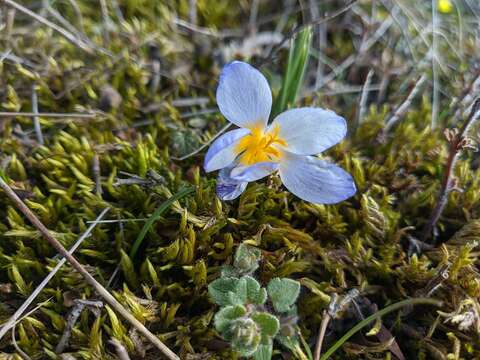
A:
[319,297,442,360]
[129,186,195,259]
[271,26,312,118]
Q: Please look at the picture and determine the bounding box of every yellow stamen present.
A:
[235,124,287,165]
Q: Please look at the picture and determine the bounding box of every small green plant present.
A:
[208,244,302,359]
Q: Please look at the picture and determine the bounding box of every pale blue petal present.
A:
[204,128,250,172]
[279,152,356,204]
[216,166,248,200]
[271,107,347,155]
[216,61,272,130]
[230,162,278,182]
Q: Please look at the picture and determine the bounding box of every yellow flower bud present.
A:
[438,0,453,14]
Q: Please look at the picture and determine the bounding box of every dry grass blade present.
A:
[383,74,428,135]
[3,0,96,54]
[0,111,97,118]
[31,84,44,145]
[172,124,232,161]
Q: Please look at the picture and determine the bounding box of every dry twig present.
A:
[0,208,110,339]
[421,98,480,241]
[0,177,179,360]
[313,310,331,360]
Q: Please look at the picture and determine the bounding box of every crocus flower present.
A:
[204,61,356,204]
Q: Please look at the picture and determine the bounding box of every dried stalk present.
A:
[313,311,331,360]
[421,98,480,241]
[0,177,179,360]
[358,69,374,124]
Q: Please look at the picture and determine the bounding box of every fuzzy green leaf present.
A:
[234,243,262,274]
[234,276,267,305]
[214,305,247,335]
[253,340,273,360]
[208,277,241,306]
[231,318,261,356]
[267,278,301,313]
[221,265,240,278]
[252,312,280,340]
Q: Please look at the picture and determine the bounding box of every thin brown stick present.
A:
[313,311,331,360]
[0,177,179,360]
[0,208,109,340]
[421,98,480,241]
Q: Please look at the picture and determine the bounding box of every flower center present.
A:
[235,125,287,165]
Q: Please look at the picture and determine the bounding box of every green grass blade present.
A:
[319,297,442,360]
[129,186,195,259]
[0,169,8,182]
[272,26,313,118]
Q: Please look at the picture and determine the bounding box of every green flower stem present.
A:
[319,297,442,360]
[129,186,195,258]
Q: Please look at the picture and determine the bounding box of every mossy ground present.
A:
[1,0,480,359]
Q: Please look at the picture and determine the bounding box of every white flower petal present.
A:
[204,128,250,172]
[279,151,356,204]
[216,166,248,200]
[216,61,272,130]
[271,107,347,155]
[230,162,278,182]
